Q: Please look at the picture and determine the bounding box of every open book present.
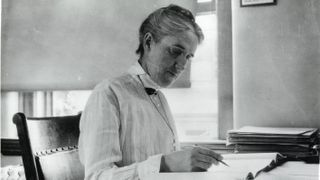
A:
[208,153,284,179]
[144,153,285,180]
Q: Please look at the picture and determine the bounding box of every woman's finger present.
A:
[194,153,218,165]
[197,147,223,161]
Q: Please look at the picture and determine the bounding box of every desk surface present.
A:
[144,161,319,180]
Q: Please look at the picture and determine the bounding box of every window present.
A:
[1,92,19,138]
[52,91,90,116]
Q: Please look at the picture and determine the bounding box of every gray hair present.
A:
[136,4,204,58]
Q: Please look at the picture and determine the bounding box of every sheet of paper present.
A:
[221,153,277,160]
[228,126,316,135]
[144,172,245,180]
[208,153,277,178]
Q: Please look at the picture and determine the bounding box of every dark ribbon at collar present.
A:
[145,88,157,95]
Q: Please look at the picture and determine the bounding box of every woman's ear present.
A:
[142,32,153,52]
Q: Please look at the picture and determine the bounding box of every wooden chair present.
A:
[13,112,84,180]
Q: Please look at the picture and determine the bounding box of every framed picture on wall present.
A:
[240,0,277,7]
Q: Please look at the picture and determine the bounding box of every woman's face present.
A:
[145,30,198,87]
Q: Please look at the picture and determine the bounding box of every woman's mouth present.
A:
[167,71,178,77]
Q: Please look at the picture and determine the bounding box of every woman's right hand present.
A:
[160,146,223,172]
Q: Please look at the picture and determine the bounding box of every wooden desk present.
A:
[144,161,319,180]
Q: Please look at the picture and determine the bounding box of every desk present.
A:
[144,161,319,180]
[256,161,319,180]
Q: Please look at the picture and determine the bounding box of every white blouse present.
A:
[78,62,180,180]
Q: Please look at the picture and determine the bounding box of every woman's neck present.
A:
[138,57,150,75]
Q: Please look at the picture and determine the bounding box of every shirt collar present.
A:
[127,61,160,90]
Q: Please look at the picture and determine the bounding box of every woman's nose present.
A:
[175,59,188,72]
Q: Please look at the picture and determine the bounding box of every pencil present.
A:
[218,159,229,167]
[184,145,230,167]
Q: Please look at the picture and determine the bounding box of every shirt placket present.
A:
[136,74,178,151]
[150,94,178,151]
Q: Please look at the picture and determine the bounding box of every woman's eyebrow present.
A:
[172,44,185,50]
[172,44,194,57]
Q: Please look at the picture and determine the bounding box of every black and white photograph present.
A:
[1,0,319,179]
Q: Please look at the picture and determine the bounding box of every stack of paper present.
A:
[227,126,319,156]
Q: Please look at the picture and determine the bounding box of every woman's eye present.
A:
[168,47,184,58]
[186,54,193,61]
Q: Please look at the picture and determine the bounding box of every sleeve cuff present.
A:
[137,154,163,179]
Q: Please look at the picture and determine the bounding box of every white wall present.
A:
[232,0,320,128]
[1,0,195,91]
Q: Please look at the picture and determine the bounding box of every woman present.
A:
[78,4,223,180]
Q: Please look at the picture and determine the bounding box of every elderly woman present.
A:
[78,4,222,180]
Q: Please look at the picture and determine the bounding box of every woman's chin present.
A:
[162,77,177,87]
[155,73,179,87]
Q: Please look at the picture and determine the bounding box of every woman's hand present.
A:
[160,146,223,172]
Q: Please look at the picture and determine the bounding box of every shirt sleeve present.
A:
[78,83,162,180]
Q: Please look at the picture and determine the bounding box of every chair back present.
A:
[13,112,84,180]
